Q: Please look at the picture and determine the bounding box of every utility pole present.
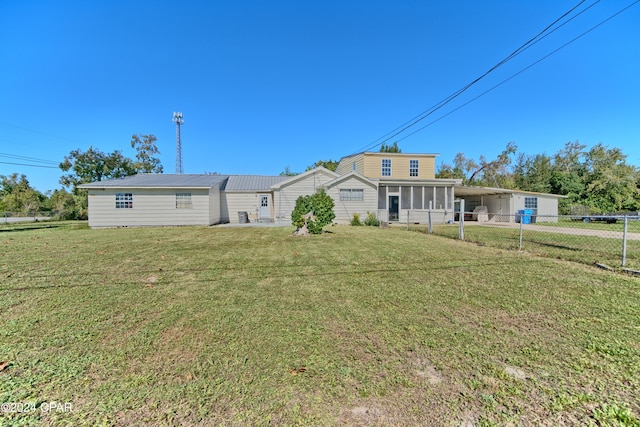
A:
[172,112,184,174]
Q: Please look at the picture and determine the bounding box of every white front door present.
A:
[259,195,270,220]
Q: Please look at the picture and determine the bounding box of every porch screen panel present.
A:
[401,186,411,209]
[413,186,422,209]
[425,186,435,209]
[435,187,446,209]
[378,186,386,209]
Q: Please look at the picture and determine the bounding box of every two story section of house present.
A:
[336,152,461,223]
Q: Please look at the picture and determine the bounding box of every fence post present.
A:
[519,218,523,251]
[458,199,465,240]
[428,201,433,234]
[622,215,628,267]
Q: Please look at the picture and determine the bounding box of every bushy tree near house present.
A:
[279,166,299,176]
[0,173,45,214]
[47,188,78,219]
[291,189,335,235]
[58,135,163,218]
[305,159,339,172]
[131,134,163,173]
[380,141,401,153]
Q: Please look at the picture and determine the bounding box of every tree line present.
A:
[0,134,162,219]
[437,141,640,214]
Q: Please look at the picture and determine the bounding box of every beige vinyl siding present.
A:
[514,193,560,223]
[362,153,436,179]
[219,189,230,223]
[336,153,365,175]
[223,192,264,224]
[86,188,211,227]
[209,184,222,224]
[533,196,558,222]
[273,169,337,224]
[325,176,378,224]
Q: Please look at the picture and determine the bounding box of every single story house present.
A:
[79,174,227,228]
[79,167,351,228]
[79,151,562,227]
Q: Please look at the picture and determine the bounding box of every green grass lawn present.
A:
[421,223,640,271]
[1,224,639,426]
[550,217,640,233]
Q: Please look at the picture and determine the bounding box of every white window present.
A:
[115,193,133,209]
[176,193,193,209]
[339,189,364,201]
[410,159,419,177]
[382,159,391,176]
[524,197,538,209]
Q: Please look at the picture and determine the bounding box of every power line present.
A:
[0,121,81,144]
[349,0,620,154]
[394,0,640,144]
[0,161,59,169]
[352,0,590,153]
[0,152,59,165]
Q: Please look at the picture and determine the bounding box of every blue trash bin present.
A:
[522,209,532,224]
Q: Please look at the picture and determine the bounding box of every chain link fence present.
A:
[406,210,640,272]
[1,212,58,224]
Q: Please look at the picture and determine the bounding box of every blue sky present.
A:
[1,0,639,192]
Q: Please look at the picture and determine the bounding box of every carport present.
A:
[455,185,514,222]
[454,185,564,223]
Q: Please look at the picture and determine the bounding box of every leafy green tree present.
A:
[454,142,517,187]
[59,146,135,192]
[436,153,478,181]
[548,141,588,213]
[305,159,339,172]
[48,188,78,219]
[291,189,335,235]
[379,142,401,153]
[513,153,553,193]
[59,146,136,217]
[0,173,44,214]
[554,141,586,173]
[582,143,640,212]
[279,166,299,176]
[131,134,163,173]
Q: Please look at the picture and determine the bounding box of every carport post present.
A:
[428,201,433,234]
[622,215,628,267]
[458,199,465,240]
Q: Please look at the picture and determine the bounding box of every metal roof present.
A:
[224,175,289,191]
[454,185,567,198]
[78,174,229,189]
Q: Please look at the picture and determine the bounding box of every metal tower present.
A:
[172,112,184,174]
